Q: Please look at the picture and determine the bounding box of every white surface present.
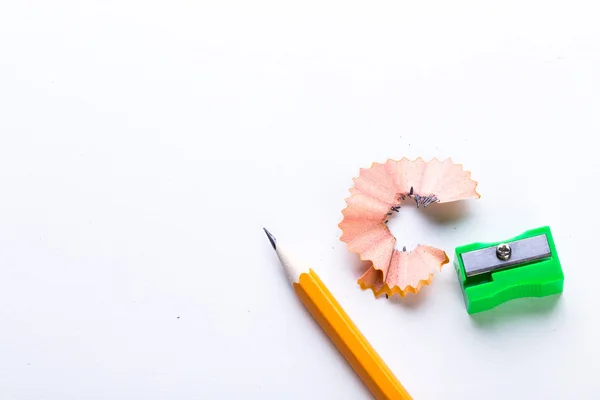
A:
[0,1,598,399]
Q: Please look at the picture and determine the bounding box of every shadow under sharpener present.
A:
[453,226,564,314]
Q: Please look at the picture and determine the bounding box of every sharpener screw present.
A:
[496,243,511,261]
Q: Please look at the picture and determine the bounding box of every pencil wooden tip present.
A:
[263,228,277,250]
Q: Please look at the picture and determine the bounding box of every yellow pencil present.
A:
[263,228,412,400]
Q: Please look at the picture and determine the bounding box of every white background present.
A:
[1,1,598,399]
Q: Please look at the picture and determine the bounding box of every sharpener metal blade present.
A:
[462,234,551,277]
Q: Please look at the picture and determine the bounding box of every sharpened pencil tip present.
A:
[263,228,277,250]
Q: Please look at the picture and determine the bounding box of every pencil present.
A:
[263,228,412,400]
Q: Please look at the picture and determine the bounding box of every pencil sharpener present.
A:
[454,226,564,314]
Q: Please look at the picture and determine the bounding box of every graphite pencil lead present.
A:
[263,227,277,250]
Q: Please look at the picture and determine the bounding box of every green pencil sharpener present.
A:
[454,226,564,314]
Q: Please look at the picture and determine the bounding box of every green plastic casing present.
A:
[454,226,564,314]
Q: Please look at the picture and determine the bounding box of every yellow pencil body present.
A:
[293,269,412,400]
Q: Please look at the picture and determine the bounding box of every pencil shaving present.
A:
[357,246,449,297]
[339,157,479,296]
